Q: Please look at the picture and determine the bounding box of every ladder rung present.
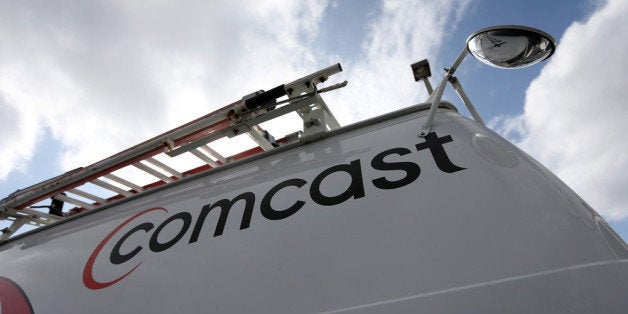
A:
[54,193,96,210]
[133,162,175,183]
[104,174,144,192]
[91,178,135,197]
[145,157,183,179]
[68,188,108,204]
[201,145,226,164]
[189,149,219,167]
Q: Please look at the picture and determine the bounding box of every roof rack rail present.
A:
[0,64,346,240]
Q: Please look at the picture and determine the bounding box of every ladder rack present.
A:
[0,64,346,240]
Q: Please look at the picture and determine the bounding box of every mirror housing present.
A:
[467,25,556,69]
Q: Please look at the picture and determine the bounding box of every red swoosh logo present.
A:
[83,207,167,290]
[0,276,34,314]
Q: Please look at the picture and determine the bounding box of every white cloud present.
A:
[0,91,40,177]
[493,0,628,221]
[0,1,329,180]
[328,0,472,124]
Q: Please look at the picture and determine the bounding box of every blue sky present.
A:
[1,0,627,241]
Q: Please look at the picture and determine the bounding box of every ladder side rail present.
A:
[0,168,83,207]
[1,102,241,210]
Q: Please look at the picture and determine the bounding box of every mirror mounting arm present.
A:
[420,46,469,137]
[449,75,485,126]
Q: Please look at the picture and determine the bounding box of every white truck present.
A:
[1,25,627,313]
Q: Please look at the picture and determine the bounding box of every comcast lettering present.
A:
[83,132,465,290]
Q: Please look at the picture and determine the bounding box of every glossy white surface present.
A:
[1,106,626,313]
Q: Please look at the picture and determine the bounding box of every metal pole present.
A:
[421,77,433,94]
[449,76,485,126]
[420,46,468,136]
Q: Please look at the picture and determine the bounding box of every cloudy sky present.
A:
[1,0,626,240]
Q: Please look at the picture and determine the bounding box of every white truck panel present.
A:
[1,105,627,313]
